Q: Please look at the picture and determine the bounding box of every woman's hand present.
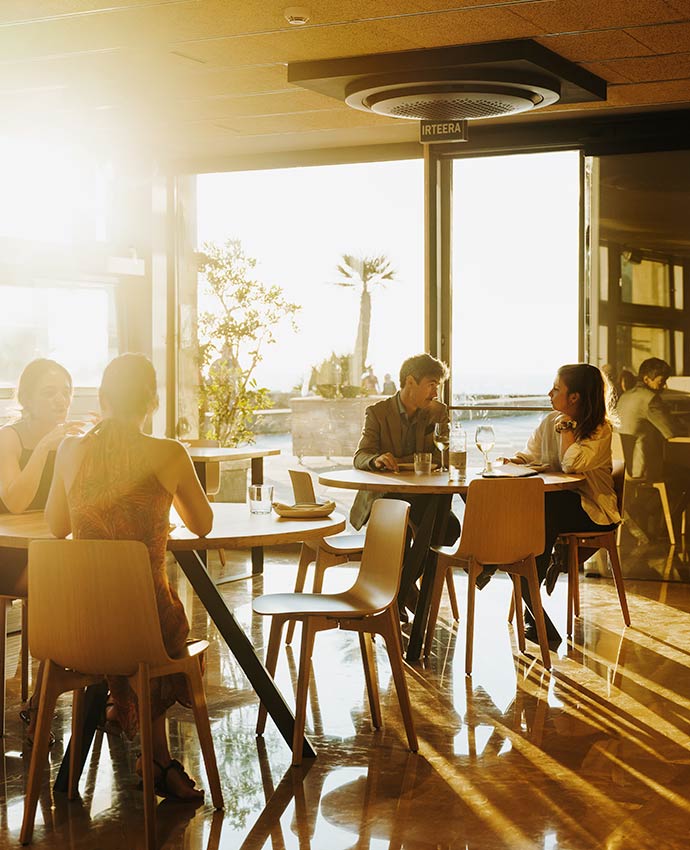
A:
[36,421,87,454]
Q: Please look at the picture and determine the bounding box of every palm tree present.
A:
[334,254,396,386]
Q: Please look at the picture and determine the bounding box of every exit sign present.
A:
[419,119,469,143]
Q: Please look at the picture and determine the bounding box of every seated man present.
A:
[350,353,461,612]
[617,357,688,528]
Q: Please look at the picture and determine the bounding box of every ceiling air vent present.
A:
[288,39,606,125]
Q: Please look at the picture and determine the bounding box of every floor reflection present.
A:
[2,546,690,848]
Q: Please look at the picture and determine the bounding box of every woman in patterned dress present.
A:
[46,353,212,801]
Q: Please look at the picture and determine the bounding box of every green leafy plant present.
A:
[197,239,300,446]
[333,254,396,386]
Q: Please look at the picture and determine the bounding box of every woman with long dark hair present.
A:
[46,353,212,800]
[508,363,620,646]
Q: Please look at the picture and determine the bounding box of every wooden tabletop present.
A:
[186,446,281,463]
[318,467,584,495]
[0,504,345,552]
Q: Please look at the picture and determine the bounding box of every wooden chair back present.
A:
[347,499,410,612]
[28,540,171,677]
[289,469,317,504]
[617,432,638,478]
[457,478,545,565]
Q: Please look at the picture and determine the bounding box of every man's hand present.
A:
[373,452,399,472]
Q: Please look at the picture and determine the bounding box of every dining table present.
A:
[318,467,583,662]
[0,503,346,784]
[187,445,281,576]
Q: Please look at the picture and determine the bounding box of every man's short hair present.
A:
[399,353,449,388]
[638,357,672,382]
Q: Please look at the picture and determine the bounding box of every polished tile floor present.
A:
[2,545,690,850]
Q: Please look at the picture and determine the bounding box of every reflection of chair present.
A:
[285,469,366,644]
[429,478,552,673]
[21,540,223,849]
[618,432,682,545]
[558,460,630,637]
[254,499,418,765]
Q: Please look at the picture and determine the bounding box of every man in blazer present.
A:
[350,352,460,540]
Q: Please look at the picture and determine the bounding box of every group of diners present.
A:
[0,355,211,801]
[0,350,687,800]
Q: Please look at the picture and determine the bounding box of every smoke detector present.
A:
[284,6,310,25]
[288,39,606,124]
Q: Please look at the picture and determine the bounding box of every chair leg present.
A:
[218,548,226,567]
[654,483,676,545]
[292,617,318,767]
[508,594,515,624]
[286,546,313,645]
[185,660,224,810]
[606,540,631,627]
[445,569,460,622]
[511,575,525,653]
[312,550,341,595]
[20,661,62,845]
[21,599,29,703]
[359,634,382,729]
[570,539,580,618]
[379,607,418,752]
[257,616,286,735]
[465,559,481,677]
[68,688,87,800]
[525,563,551,670]
[135,664,156,850]
[423,557,449,658]
[0,599,7,738]
[566,539,578,637]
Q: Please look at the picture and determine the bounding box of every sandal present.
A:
[20,698,56,748]
[138,759,204,801]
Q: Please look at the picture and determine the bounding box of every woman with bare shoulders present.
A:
[46,353,212,801]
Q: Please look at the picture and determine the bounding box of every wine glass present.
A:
[475,424,495,473]
[433,422,450,472]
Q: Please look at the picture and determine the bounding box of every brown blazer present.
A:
[350,394,448,529]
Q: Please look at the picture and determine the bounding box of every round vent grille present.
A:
[345,80,560,121]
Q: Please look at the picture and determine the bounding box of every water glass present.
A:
[414,452,432,475]
[248,484,274,514]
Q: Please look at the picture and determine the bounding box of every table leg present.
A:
[251,458,264,576]
[174,549,316,759]
[405,494,452,663]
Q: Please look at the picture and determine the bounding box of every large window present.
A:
[450,151,581,459]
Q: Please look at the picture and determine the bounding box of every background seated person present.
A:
[506,363,620,647]
[46,353,212,801]
[350,353,461,613]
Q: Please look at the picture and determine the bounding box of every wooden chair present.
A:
[253,499,418,766]
[285,469,459,643]
[0,594,30,737]
[428,478,552,674]
[559,459,630,637]
[618,432,683,545]
[285,469,366,644]
[20,540,223,849]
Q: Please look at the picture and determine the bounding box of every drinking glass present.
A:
[413,452,432,475]
[433,422,450,472]
[248,484,274,514]
[475,425,495,473]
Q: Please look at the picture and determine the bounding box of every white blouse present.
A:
[515,411,620,526]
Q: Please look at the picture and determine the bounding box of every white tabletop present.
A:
[187,446,281,463]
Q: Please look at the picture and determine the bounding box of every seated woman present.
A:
[46,353,213,801]
[0,359,82,736]
[506,363,620,646]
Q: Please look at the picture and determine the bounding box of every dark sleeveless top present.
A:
[0,425,56,513]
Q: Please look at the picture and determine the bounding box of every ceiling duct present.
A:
[288,39,606,126]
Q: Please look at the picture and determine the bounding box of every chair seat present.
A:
[253,584,391,619]
[320,532,366,555]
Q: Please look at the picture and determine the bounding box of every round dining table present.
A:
[318,466,583,661]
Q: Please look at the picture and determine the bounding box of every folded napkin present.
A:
[272,501,336,518]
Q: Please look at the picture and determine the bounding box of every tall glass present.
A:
[475,424,495,473]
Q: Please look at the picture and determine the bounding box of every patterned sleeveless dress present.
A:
[68,420,192,739]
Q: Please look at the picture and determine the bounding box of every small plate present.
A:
[272,501,336,519]
[395,463,440,472]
